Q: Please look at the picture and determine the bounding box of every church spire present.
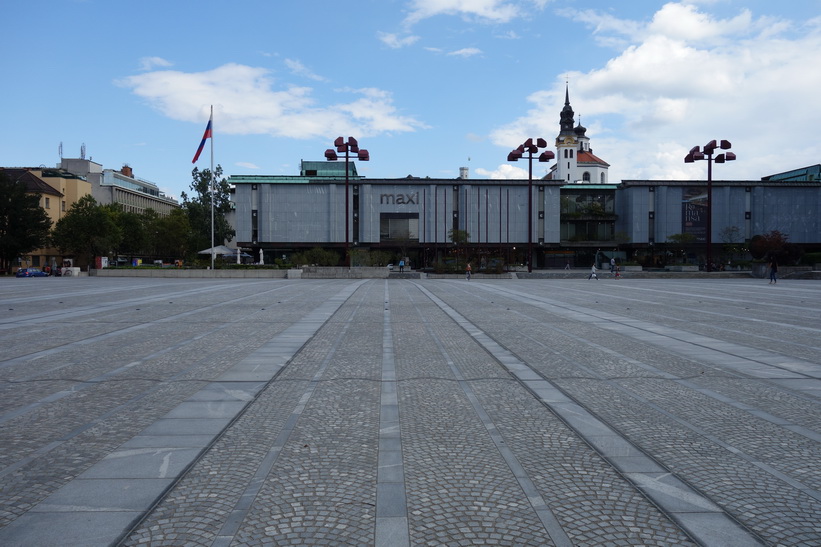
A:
[559,83,575,135]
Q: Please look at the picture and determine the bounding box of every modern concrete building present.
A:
[227,87,621,268]
[616,179,821,247]
[615,178,821,266]
[229,165,576,268]
[60,159,178,216]
[224,93,819,270]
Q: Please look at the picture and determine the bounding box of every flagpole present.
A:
[210,105,215,273]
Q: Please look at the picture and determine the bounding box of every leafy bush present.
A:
[801,252,821,266]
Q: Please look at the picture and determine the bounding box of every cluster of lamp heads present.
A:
[507,138,556,163]
[684,139,737,164]
[325,136,370,162]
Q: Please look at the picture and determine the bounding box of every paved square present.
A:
[1,276,819,545]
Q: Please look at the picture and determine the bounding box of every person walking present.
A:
[588,264,598,280]
[610,257,615,274]
[769,257,778,284]
[399,259,405,273]
[466,263,472,281]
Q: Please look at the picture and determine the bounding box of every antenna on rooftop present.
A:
[80,143,86,159]
[59,142,63,159]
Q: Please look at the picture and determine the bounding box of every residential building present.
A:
[1,166,91,270]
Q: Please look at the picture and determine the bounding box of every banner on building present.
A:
[682,187,707,243]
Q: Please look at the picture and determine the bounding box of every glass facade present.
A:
[380,213,419,242]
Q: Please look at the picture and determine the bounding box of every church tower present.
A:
[547,85,610,184]
[554,85,578,183]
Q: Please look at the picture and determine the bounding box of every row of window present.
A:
[42,197,66,211]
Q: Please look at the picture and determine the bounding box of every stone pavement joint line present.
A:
[375,282,411,546]
[416,292,573,546]
[413,282,765,547]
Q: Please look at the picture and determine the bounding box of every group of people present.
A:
[588,257,620,280]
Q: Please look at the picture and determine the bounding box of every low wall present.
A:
[750,263,812,279]
[665,265,699,272]
[425,273,512,279]
[92,269,287,279]
[301,267,390,279]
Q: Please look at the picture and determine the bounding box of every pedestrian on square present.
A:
[588,264,598,280]
[399,259,404,273]
[610,257,615,273]
[769,257,778,284]
[466,263,472,280]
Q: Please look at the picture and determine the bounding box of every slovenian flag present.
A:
[191,114,212,163]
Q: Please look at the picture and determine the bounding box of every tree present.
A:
[152,208,191,260]
[750,230,803,265]
[719,226,745,263]
[666,233,696,245]
[448,228,470,270]
[51,195,121,268]
[750,230,787,259]
[291,247,340,267]
[109,205,150,260]
[0,171,52,272]
[181,165,234,256]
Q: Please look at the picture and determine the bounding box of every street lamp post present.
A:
[508,138,554,273]
[684,139,736,271]
[325,137,369,268]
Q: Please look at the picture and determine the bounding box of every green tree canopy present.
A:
[666,233,697,245]
[109,205,150,259]
[448,228,470,268]
[0,171,52,272]
[181,165,235,255]
[152,208,191,260]
[51,195,121,268]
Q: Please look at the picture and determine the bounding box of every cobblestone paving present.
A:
[423,279,821,546]
[2,277,820,546]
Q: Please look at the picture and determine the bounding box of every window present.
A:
[582,172,591,182]
[62,201,66,212]
[44,197,50,209]
[380,213,419,242]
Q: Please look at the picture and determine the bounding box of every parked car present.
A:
[15,267,48,277]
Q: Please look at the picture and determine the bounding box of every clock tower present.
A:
[548,85,610,184]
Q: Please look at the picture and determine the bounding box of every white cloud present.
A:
[404,0,523,25]
[475,163,528,179]
[378,32,421,49]
[138,57,172,71]
[284,59,326,82]
[448,47,482,57]
[236,162,259,169]
[117,63,427,139]
[491,3,821,183]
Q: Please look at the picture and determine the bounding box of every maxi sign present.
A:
[380,192,419,205]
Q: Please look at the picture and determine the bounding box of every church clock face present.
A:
[562,137,575,145]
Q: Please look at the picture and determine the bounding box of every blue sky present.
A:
[3,1,820,200]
